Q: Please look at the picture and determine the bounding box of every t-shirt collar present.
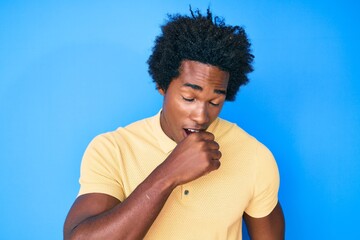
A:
[151,110,177,154]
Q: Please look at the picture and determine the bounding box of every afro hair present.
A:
[147,7,254,101]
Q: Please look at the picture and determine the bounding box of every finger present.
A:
[212,150,222,160]
[207,140,220,150]
[211,159,221,169]
[198,131,215,141]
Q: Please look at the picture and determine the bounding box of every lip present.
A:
[184,128,203,136]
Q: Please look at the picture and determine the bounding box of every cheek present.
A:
[165,96,188,120]
[209,105,223,120]
[172,97,191,112]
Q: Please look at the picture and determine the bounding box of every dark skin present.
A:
[64,60,285,239]
[244,202,285,239]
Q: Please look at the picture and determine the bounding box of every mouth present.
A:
[184,128,201,136]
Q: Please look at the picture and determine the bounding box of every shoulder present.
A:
[122,115,155,136]
[90,114,156,145]
[215,118,277,168]
[215,118,259,147]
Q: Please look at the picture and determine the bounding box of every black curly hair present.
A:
[147,7,254,101]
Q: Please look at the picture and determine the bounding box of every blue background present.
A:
[1,0,359,239]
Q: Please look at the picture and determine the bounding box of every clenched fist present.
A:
[158,131,221,187]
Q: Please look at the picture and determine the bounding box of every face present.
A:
[159,60,229,143]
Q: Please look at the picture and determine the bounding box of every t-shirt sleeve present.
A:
[78,133,125,201]
[245,142,280,218]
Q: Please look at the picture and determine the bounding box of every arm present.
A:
[63,167,175,240]
[243,202,285,240]
[63,131,221,240]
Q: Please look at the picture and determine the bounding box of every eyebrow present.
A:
[183,83,227,95]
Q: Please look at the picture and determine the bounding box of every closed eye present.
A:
[209,101,220,106]
[182,97,195,102]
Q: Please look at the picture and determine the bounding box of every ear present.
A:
[157,85,165,96]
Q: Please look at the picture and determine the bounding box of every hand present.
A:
[159,131,221,186]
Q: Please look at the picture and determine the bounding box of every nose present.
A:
[190,103,210,126]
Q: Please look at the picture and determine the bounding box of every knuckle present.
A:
[207,132,215,140]
[217,150,222,159]
[215,161,221,169]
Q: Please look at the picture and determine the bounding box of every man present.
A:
[64,8,285,240]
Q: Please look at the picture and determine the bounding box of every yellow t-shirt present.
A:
[79,111,280,239]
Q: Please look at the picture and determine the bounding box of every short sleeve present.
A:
[78,133,125,201]
[245,143,280,218]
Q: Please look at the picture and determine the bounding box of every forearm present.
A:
[67,168,175,240]
[65,132,220,240]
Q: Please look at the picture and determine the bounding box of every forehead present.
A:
[178,60,229,89]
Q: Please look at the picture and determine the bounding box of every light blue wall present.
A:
[1,0,359,239]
